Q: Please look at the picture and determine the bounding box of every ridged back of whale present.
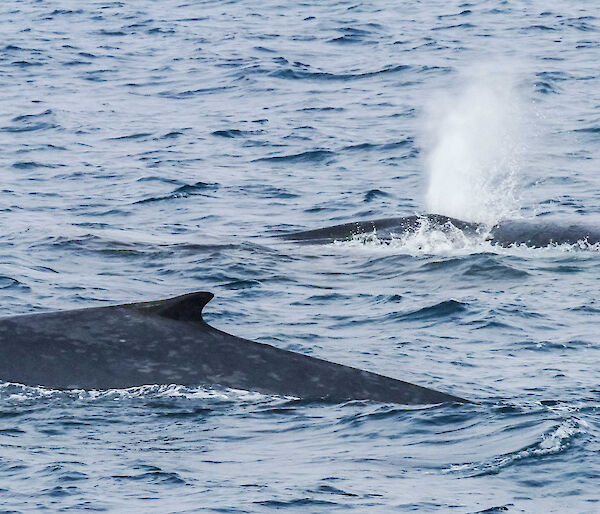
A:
[0,292,467,404]
[281,214,600,248]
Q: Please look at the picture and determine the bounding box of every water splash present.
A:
[329,216,600,257]
[423,65,526,225]
[332,216,490,257]
[0,381,283,403]
[446,417,587,477]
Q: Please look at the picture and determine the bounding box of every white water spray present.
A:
[423,65,525,225]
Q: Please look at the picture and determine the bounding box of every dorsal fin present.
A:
[134,291,214,322]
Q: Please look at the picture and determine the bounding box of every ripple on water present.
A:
[253,149,335,163]
[1,0,600,511]
[393,299,469,322]
[134,181,220,204]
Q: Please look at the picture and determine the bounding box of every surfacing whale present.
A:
[280,214,600,248]
[0,292,467,404]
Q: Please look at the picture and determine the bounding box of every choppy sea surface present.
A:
[1,0,600,512]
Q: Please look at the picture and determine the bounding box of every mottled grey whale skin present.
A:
[489,219,600,247]
[280,214,481,244]
[0,292,467,404]
[280,214,600,248]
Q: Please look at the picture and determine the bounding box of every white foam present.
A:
[332,217,490,257]
[329,217,600,258]
[0,381,284,402]
[446,418,585,475]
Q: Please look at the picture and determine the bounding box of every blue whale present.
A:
[280,213,600,248]
[0,292,468,404]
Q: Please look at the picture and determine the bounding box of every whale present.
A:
[279,213,600,248]
[0,292,468,404]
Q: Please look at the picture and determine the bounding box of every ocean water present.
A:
[1,0,600,512]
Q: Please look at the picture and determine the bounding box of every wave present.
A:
[269,64,411,81]
[158,85,234,99]
[12,161,64,169]
[395,299,468,322]
[134,181,219,204]
[211,128,264,138]
[108,132,153,141]
[0,276,29,291]
[253,150,335,163]
[457,418,586,477]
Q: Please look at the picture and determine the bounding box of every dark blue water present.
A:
[1,0,600,511]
